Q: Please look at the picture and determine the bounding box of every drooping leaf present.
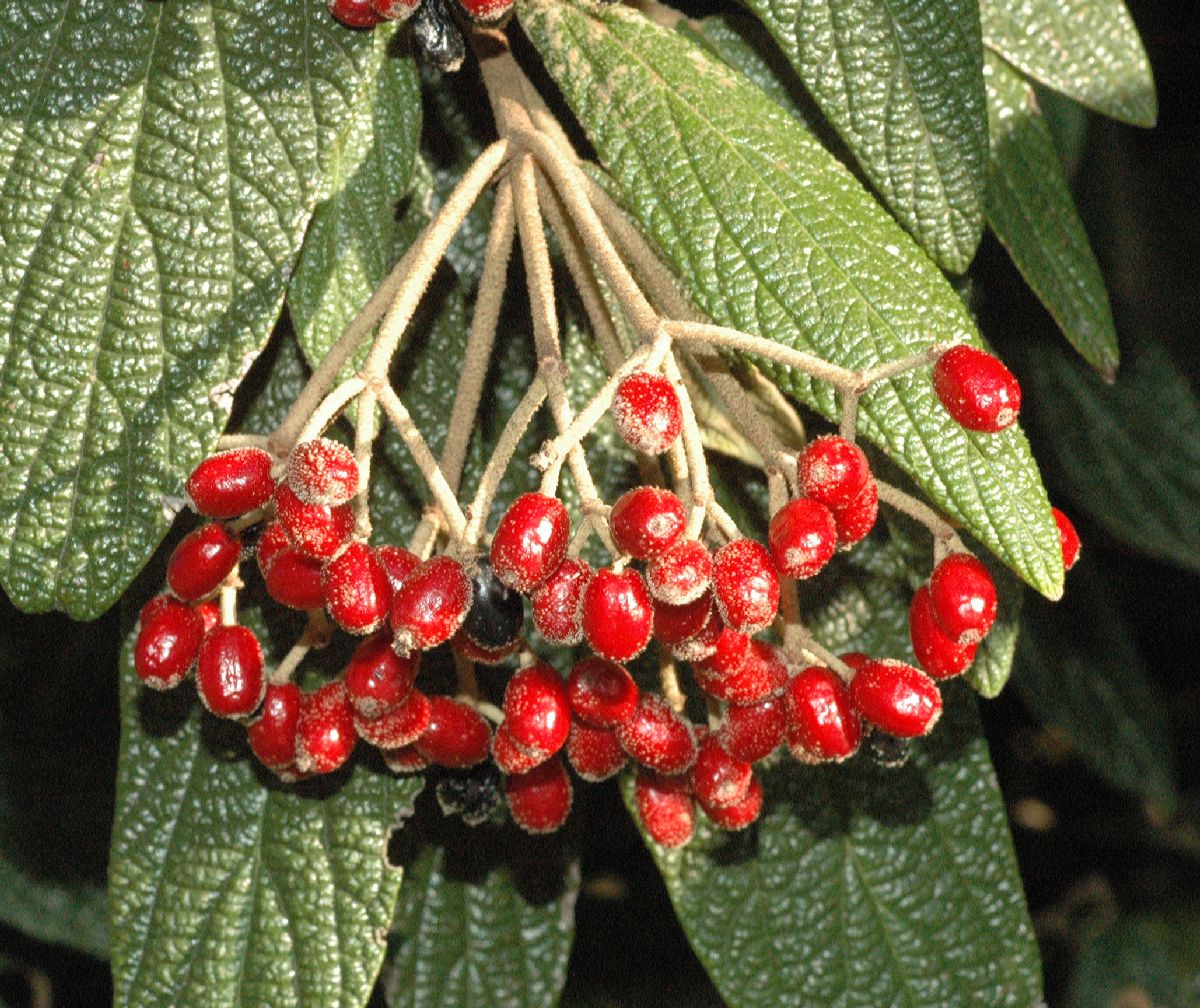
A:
[965,565,1023,699]
[1012,563,1176,808]
[1014,334,1200,575]
[522,0,1063,600]
[289,33,423,373]
[980,0,1156,126]
[984,52,1118,377]
[0,1,387,618]
[737,0,988,272]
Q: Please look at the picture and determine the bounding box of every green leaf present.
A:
[0,1,387,619]
[383,811,577,1008]
[522,0,1063,600]
[0,852,108,960]
[289,33,422,372]
[980,0,1156,126]
[1069,915,1199,1008]
[1012,563,1176,808]
[964,567,1022,699]
[738,0,988,272]
[984,52,1118,377]
[1015,334,1200,574]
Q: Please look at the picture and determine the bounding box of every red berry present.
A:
[491,493,570,593]
[415,696,492,768]
[712,539,780,633]
[611,372,682,455]
[186,447,274,519]
[609,486,686,560]
[565,720,627,781]
[134,600,204,690]
[451,631,520,666]
[504,662,571,756]
[928,553,998,644]
[195,600,220,634]
[646,539,712,605]
[830,477,878,546]
[909,586,977,679]
[166,522,240,601]
[382,744,429,774]
[371,0,420,20]
[274,483,354,560]
[653,592,713,646]
[849,659,942,738]
[377,544,421,593]
[1052,507,1081,571]
[196,625,265,718]
[287,438,359,507]
[798,435,870,509]
[694,638,786,705]
[322,541,393,635]
[768,498,837,579]
[530,558,592,645]
[699,773,763,831]
[634,769,695,848]
[567,657,639,728]
[255,521,291,576]
[505,757,572,835]
[294,681,357,774]
[668,606,725,663]
[581,568,654,662]
[492,722,548,775]
[390,556,471,653]
[616,695,698,775]
[784,666,862,762]
[326,0,383,27]
[717,694,787,763]
[353,688,431,749]
[263,546,326,611]
[933,344,1022,433]
[691,736,752,809]
[344,634,418,718]
[247,682,302,770]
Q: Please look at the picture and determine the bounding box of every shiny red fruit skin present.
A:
[616,695,698,775]
[196,625,265,718]
[609,486,686,560]
[491,493,570,593]
[691,736,752,809]
[247,682,302,769]
[505,757,572,835]
[457,0,516,23]
[798,435,871,509]
[784,666,862,762]
[850,659,942,738]
[322,541,392,635]
[668,605,724,663]
[415,696,492,768]
[263,546,326,611]
[256,521,291,576]
[186,448,274,519]
[381,744,429,774]
[493,722,547,774]
[717,694,787,763]
[286,437,359,506]
[768,498,837,579]
[353,689,431,749]
[167,522,240,601]
[344,634,418,718]
[566,720,627,781]
[377,544,421,593]
[195,600,220,634]
[909,586,977,679]
[504,663,571,756]
[581,568,654,662]
[295,681,357,774]
[274,483,354,560]
[695,638,786,705]
[933,344,1021,432]
[692,623,751,677]
[530,558,592,645]
[646,539,712,605]
[134,600,205,689]
[326,0,383,27]
[567,657,639,728]
[1052,507,1081,570]
[371,0,420,19]
[611,371,682,455]
[653,592,713,646]
[699,773,763,831]
[390,556,471,653]
[712,539,780,633]
[451,631,520,666]
[634,769,695,848]
[831,477,878,547]
[928,553,998,644]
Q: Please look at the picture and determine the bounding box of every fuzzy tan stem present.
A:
[294,377,367,445]
[875,479,959,544]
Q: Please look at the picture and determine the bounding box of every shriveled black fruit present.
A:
[863,729,911,769]
[463,558,525,649]
[413,0,465,73]
[436,768,503,827]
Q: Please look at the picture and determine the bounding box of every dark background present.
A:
[1,0,1197,1005]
